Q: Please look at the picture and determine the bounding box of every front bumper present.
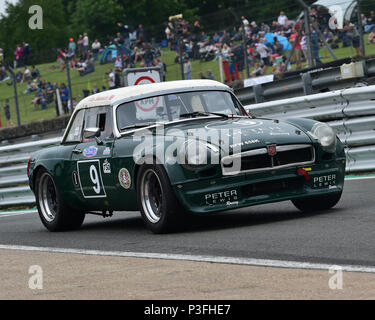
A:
[174,158,346,214]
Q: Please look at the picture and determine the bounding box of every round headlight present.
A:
[309,123,337,153]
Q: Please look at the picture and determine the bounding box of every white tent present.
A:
[313,0,357,29]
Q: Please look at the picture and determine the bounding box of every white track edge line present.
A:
[345,176,375,180]
[0,244,374,274]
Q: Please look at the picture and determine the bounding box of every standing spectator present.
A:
[256,39,271,74]
[154,58,165,81]
[83,33,89,54]
[311,27,323,65]
[241,16,249,27]
[15,44,23,68]
[137,24,145,43]
[114,68,122,88]
[165,22,174,49]
[289,29,302,69]
[23,42,31,66]
[60,83,70,114]
[91,39,101,61]
[278,11,288,27]
[143,42,153,67]
[107,68,115,90]
[68,38,76,54]
[183,57,192,79]
[3,99,13,126]
[233,44,245,80]
[77,35,84,55]
[193,20,200,35]
[340,20,361,56]
[117,22,131,48]
[129,29,137,46]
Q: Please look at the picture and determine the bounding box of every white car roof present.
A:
[75,79,230,110]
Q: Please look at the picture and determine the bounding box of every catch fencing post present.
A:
[6,66,21,126]
[301,73,313,95]
[253,85,264,103]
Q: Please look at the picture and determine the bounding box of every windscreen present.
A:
[116,90,246,131]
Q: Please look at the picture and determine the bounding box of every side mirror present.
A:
[83,127,103,145]
[83,127,101,139]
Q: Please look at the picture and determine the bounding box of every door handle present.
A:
[72,148,82,154]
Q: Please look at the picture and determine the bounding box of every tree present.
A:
[0,0,69,64]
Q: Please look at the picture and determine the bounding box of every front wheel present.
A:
[291,191,342,213]
[35,169,85,231]
[137,165,186,234]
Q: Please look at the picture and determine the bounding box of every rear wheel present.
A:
[35,169,85,231]
[292,192,342,213]
[137,164,186,234]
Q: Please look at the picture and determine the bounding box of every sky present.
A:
[0,0,18,16]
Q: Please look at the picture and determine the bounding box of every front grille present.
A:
[242,177,305,198]
[221,144,315,175]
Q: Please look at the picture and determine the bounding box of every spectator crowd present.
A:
[3,5,375,126]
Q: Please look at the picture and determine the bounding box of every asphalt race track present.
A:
[1,178,375,269]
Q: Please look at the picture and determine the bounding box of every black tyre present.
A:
[35,169,85,231]
[137,164,186,234]
[292,192,342,213]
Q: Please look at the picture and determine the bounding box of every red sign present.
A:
[134,76,160,112]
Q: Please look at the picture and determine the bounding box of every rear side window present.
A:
[65,109,85,143]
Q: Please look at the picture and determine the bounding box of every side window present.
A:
[84,106,114,141]
[65,109,85,143]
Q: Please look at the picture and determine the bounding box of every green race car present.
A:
[28,80,346,233]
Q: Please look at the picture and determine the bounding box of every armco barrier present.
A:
[0,136,61,208]
[234,58,375,105]
[244,85,375,173]
[1,85,375,208]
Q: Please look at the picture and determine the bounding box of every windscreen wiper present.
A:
[179,111,230,119]
[120,122,156,131]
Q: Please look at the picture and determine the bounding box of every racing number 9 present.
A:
[89,165,100,194]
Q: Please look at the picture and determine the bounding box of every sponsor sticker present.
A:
[313,174,337,188]
[103,147,111,156]
[118,168,131,189]
[83,146,98,158]
[230,139,260,149]
[103,159,111,174]
[205,190,238,206]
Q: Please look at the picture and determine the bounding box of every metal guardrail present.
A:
[0,136,61,208]
[244,85,375,173]
[234,58,375,105]
[1,84,374,207]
